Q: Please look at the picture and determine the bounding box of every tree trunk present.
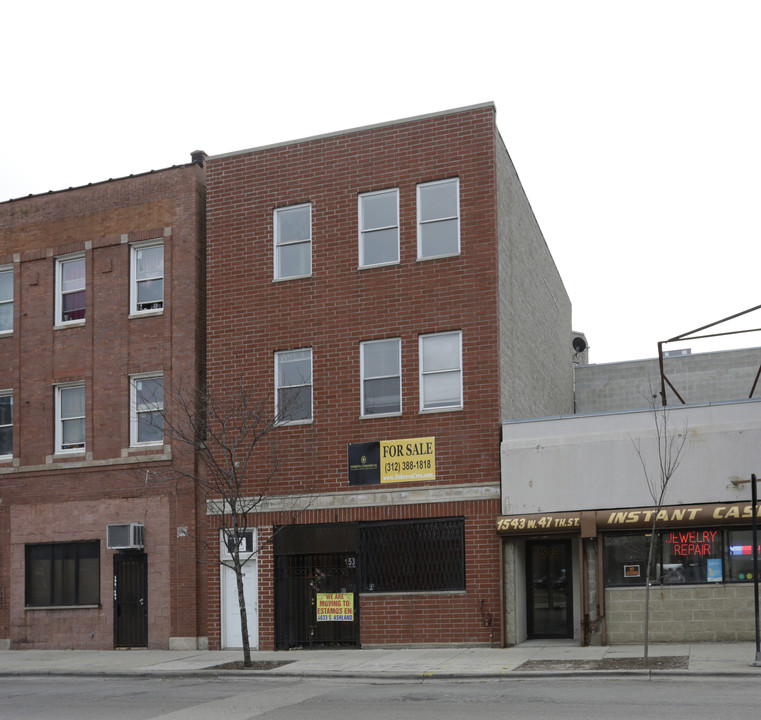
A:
[233,550,252,667]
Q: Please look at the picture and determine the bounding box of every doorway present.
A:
[114,553,148,647]
[221,529,259,649]
[526,539,573,638]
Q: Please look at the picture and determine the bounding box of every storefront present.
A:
[497,501,761,645]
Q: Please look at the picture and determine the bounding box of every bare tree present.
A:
[140,377,310,667]
[631,398,688,663]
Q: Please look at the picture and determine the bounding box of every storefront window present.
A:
[605,529,729,586]
[726,530,761,582]
[603,534,656,586]
[660,529,722,583]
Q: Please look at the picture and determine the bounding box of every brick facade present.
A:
[205,104,571,650]
[0,165,207,649]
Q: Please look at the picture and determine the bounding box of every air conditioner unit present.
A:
[107,523,145,550]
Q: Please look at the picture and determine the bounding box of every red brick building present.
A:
[205,104,573,650]
[0,161,207,650]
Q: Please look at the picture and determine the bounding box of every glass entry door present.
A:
[526,539,573,638]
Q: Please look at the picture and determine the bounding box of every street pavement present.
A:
[1,640,760,679]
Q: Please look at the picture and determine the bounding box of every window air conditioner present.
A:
[107,523,145,550]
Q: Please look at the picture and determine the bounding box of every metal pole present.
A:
[751,474,761,665]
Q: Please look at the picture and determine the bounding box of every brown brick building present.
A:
[204,103,573,650]
[0,161,207,650]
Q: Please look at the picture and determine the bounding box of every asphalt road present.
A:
[1,675,758,719]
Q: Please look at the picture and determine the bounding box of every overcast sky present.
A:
[2,1,759,364]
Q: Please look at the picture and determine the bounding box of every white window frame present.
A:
[0,389,12,459]
[360,338,402,417]
[0,265,13,335]
[55,382,85,454]
[417,178,461,260]
[130,372,164,447]
[359,188,400,268]
[55,253,86,327]
[130,240,164,315]
[419,331,463,412]
[274,203,312,280]
[275,348,313,424]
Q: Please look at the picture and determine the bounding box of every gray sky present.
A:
[3,1,759,364]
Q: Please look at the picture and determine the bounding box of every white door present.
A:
[221,530,259,650]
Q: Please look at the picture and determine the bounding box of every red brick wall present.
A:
[0,166,207,648]
[204,106,503,649]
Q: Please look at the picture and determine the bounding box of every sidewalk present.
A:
[1,641,760,679]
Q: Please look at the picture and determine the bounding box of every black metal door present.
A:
[114,553,148,647]
[275,552,358,649]
[526,540,573,638]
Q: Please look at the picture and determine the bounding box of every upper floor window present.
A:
[0,390,12,458]
[55,254,85,325]
[131,241,164,314]
[274,204,311,280]
[0,266,13,333]
[419,331,462,411]
[55,382,85,453]
[130,373,164,446]
[361,338,401,416]
[275,348,312,423]
[359,189,399,267]
[417,178,460,259]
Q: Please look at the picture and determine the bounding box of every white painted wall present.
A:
[501,399,761,516]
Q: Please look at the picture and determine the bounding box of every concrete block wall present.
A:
[605,584,760,643]
[496,137,573,421]
[575,347,761,413]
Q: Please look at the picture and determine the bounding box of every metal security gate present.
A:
[274,551,358,649]
[114,553,148,647]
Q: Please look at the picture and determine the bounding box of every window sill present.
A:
[357,261,400,271]
[275,419,314,427]
[416,251,461,262]
[273,274,312,283]
[0,330,12,337]
[419,406,463,414]
[25,604,100,611]
[359,590,466,597]
[360,412,402,420]
[54,320,85,330]
[129,310,163,320]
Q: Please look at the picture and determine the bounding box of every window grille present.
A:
[359,518,465,592]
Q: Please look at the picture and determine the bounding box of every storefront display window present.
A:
[604,528,725,586]
[726,529,761,582]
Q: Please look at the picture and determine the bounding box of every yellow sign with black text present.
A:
[316,593,354,622]
[380,436,436,483]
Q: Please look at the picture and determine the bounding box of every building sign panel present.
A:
[380,436,435,483]
[347,442,380,485]
[316,593,354,622]
[496,502,761,536]
[348,437,436,485]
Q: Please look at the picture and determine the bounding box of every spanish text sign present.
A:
[316,593,354,622]
[380,436,436,483]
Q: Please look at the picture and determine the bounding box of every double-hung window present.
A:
[0,390,11,458]
[417,178,460,259]
[25,541,100,607]
[130,373,164,446]
[274,204,311,279]
[55,382,85,453]
[361,338,401,416]
[419,331,463,411]
[0,266,13,333]
[275,349,312,423]
[55,254,85,325]
[359,189,399,267]
[131,240,164,314]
